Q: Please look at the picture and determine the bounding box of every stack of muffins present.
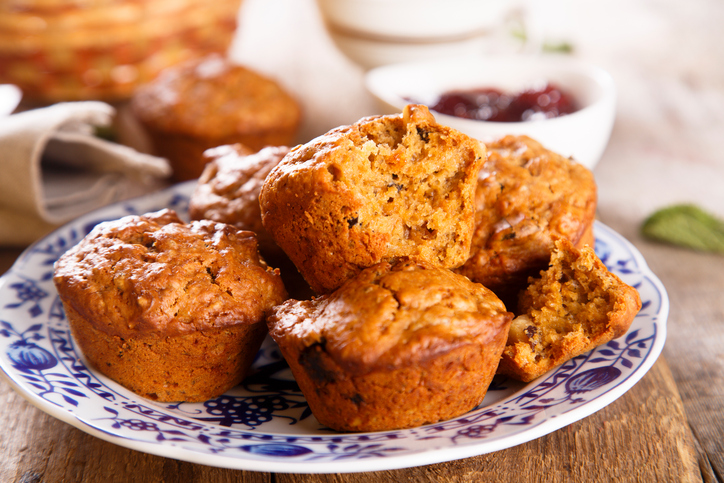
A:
[53,104,641,433]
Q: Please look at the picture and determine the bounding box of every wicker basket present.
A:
[0,0,243,103]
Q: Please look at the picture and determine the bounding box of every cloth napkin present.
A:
[0,101,171,246]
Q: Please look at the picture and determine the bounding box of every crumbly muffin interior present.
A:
[508,240,618,365]
[326,105,481,264]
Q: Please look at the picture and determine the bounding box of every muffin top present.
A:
[456,134,597,291]
[131,54,301,138]
[53,209,287,338]
[259,104,485,294]
[189,144,290,247]
[267,260,512,374]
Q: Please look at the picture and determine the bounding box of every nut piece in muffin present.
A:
[53,209,287,402]
[259,104,486,294]
[498,238,642,382]
[131,54,301,181]
[455,135,597,306]
[267,260,513,432]
[189,144,290,258]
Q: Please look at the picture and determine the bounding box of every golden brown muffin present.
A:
[497,238,641,382]
[188,143,314,300]
[455,135,597,306]
[189,144,289,258]
[267,260,513,432]
[131,54,301,181]
[0,0,242,103]
[53,209,287,402]
[259,104,486,294]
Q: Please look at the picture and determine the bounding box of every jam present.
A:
[430,83,577,122]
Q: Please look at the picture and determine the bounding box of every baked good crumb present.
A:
[497,238,642,382]
[259,104,485,294]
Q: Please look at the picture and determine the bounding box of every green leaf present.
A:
[641,204,724,254]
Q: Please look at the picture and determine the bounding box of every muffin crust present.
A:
[189,144,290,255]
[267,260,513,432]
[53,209,287,401]
[132,54,301,180]
[456,135,597,305]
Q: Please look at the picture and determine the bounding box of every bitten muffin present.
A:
[131,54,301,181]
[497,238,642,382]
[455,135,597,306]
[189,144,290,259]
[267,260,513,432]
[259,104,486,294]
[53,209,287,402]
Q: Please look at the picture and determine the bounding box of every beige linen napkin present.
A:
[0,101,171,246]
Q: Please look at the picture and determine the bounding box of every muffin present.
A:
[455,135,597,306]
[266,260,513,432]
[189,144,290,259]
[259,104,486,294]
[53,209,287,402]
[498,238,642,382]
[0,0,242,103]
[131,54,302,181]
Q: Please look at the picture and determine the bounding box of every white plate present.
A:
[0,182,668,474]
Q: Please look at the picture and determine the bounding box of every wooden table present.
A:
[1,0,723,481]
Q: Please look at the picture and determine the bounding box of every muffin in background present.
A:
[267,260,513,432]
[259,104,485,294]
[0,0,242,104]
[131,54,301,181]
[53,209,287,402]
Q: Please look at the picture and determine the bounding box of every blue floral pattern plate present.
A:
[0,182,668,474]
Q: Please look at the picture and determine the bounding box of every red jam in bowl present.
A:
[429,83,578,122]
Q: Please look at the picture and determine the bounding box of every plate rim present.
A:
[0,182,669,474]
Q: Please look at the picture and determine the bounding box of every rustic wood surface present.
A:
[2,0,723,481]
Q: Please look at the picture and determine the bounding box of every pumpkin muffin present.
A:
[189,144,290,259]
[455,135,597,306]
[266,260,513,432]
[259,104,485,294]
[131,54,301,181]
[53,209,287,402]
[498,238,641,382]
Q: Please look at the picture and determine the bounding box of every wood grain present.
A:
[633,239,724,482]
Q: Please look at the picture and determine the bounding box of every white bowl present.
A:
[326,30,494,70]
[315,0,516,69]
[365,55,616,170]
[316,0,513,40]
